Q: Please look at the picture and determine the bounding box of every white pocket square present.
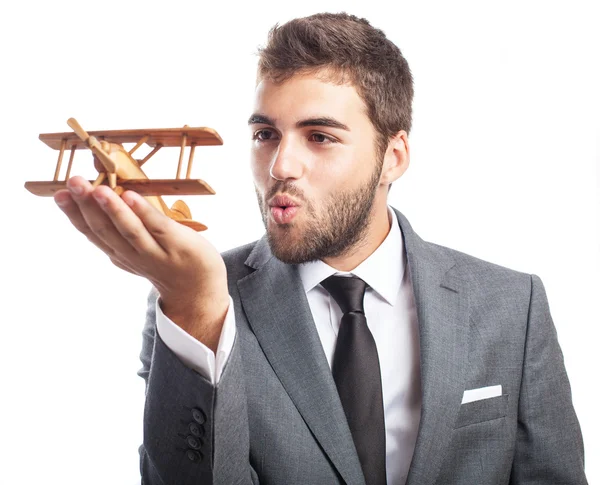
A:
[461,385,502,404]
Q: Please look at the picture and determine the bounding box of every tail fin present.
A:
[169,200,192,220]
[168,200,207,231]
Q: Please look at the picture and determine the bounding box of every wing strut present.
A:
[53,139,67,181]
[176,126,188,179]
[186,142,197,179]
[65,144,76,179]
[138,144,162,167]
[128,135,149,156]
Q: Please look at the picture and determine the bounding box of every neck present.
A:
[322,195,391,272]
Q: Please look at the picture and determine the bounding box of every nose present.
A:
[269,136,304,181]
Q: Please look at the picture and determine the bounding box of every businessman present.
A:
[54,12,587,485]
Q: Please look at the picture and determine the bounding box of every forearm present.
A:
[138,287,257,484]
[142,329,215,484]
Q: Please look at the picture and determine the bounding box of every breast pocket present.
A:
[454,393,509,429]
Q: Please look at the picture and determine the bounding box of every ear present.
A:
[380,130,410,186]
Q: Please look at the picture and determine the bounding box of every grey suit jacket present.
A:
[137,206,587,485]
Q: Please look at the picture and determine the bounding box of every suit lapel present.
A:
[237,239,365,485]
[237,207,470,485]
[392,208,470,485]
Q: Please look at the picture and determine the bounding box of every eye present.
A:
[251,129,337,145]
[309,133,337,144]
[252,129,278,142]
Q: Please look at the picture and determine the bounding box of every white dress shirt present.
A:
[156,206,422,485]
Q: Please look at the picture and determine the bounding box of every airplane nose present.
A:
[93,155,105,173]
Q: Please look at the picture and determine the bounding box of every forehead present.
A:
[252,73,369,127]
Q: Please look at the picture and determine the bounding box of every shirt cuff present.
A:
[155,294,236,385]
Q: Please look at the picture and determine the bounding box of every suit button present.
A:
[186,435,202,450]
[186,450,203,463]
[192,408,206,424]
[189,422,205,437]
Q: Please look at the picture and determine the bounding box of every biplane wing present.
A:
[25,120,223,231]
[24,178,216,197]
[38,126,223,150]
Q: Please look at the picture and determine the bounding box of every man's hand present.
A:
[54,176,229,352]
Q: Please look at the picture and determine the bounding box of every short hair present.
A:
[255,12,414,173]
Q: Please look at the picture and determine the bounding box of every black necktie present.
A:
[320,275,387,485]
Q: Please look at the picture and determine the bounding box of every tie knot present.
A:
[320,275,367,315]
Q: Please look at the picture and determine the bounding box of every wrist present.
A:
[159,290,229,353]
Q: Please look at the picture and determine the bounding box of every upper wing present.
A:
[39,127,223,151]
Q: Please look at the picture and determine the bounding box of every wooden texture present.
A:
[53,139,67,180]
[138,144,162,167]
[65,145,76,179]
[120,178,215,195]
[176,133,187,179]
[40,126,223,151]
[67,118,90,142]
[25,178,215,196]
[176,219,207,231]
[92,173,106,187]
[170,199,192,219]
[186,143,196,179]
[28,119,218,232]
[128,135,149,155]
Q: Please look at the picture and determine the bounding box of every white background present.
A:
[1,0,598,483]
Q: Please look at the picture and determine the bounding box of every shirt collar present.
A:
[297,206,405,305]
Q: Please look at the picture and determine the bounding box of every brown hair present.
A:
[255,12,414,168]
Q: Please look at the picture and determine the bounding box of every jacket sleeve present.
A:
[137,285,260,485]
[509,274,588,484]
[155,294,237,384]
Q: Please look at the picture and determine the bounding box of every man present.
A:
[54,12,587,485]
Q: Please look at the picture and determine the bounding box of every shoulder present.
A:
[419,240,541,343]
[394,207,533,296]
[424,239,534,311]
[436,240,531,285]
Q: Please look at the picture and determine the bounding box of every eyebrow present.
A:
[247,113,350,132]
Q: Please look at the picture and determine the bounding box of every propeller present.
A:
[67,118,117,174]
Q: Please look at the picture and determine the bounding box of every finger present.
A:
[91,185,167,258]
[54,188,119,258]
[56,189,138,275]
[120,190,188,251]
[66,176,139,261]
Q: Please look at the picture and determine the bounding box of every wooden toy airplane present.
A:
[24,118,223,231]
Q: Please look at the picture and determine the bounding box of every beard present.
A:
[255,158,384,265]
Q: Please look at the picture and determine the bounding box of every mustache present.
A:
[265,181,306,203]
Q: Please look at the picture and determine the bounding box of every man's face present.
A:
[249,71,386,265]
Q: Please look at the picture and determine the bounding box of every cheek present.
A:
[315,155,357,185]
[250,155,267,187]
